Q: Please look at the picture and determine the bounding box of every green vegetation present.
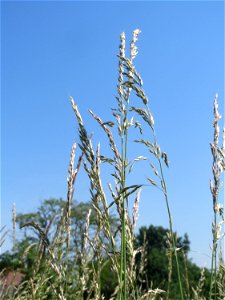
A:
[0,206,212,299]
[135,225,211,299]
[0,30,224,299]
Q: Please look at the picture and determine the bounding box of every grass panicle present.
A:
[1,30,225,300]
[209,95,225,300]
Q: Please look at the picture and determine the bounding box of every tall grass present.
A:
[0,30,225,300]
[72,29,183,298]
[209,95,225,300]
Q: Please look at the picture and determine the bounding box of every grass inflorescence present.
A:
[0,30,225,300]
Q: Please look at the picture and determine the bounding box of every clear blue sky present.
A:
[1,1,224,267]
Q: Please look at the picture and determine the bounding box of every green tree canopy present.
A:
[135,225,210,299]
[0,198,118,278]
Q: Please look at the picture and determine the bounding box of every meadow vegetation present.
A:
[0,30,224,300]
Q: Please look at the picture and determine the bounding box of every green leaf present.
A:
[120,184,142,194]
[107,200,115,210]
[116,185,143,201]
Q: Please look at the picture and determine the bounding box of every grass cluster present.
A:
[0,30,225,300]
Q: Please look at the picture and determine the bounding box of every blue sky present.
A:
[1,1,224,267]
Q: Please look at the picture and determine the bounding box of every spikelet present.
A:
[132,188,141,230]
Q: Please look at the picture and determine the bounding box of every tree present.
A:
[0,198,118,279]
[1,206,211,299]
[135,225,210,299]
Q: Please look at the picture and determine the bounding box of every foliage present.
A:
[1,199,118,278]
[135,225,211,299]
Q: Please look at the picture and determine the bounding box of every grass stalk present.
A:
[117,29,185,299]
[119,88,128,300]
[146,106,185,300]
[158,156,184,300]
[209,205,218,300]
